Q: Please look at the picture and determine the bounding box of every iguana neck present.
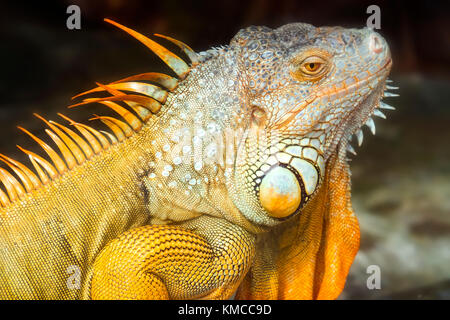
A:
[135,50,269,234]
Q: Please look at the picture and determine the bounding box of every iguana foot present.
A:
[91,218,255,300]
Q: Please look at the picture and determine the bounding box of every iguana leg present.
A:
[91,217,256,300]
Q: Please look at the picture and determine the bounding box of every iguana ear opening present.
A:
[235,154,360,300]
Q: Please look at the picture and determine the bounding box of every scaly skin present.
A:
[0,20,393,299]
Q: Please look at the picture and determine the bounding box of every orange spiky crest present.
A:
[0,19,197,208]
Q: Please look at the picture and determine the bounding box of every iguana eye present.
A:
[304,62,320,72]
[300,56,326,75]
[290,51,330,82]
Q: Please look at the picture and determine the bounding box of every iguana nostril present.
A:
[369,34,383,54]
[259,166,301,219]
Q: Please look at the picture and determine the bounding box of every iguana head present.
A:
[228,23,393,226]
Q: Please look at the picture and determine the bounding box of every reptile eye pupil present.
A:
[305,62,321,72]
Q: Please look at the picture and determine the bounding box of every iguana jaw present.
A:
[325,58,394,163]
[240,56,394,226]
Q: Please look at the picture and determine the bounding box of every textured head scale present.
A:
[228,23,392,225]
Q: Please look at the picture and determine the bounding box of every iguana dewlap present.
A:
[0,19,396,299]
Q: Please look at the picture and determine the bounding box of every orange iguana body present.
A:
[0,19,395,299]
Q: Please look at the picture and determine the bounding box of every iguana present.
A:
[0,19,396,300]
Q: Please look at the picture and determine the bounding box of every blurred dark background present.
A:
[0,0,449,299]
